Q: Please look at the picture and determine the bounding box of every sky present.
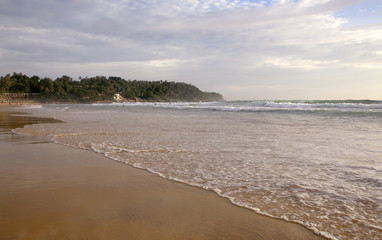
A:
[0,0,381,100]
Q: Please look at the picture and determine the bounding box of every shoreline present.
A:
[0,107,325,240]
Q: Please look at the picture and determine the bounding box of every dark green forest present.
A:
[0,73,223,102]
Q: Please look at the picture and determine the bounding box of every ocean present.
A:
[14,100,382,240]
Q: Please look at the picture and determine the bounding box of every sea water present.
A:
[14,100,382,240]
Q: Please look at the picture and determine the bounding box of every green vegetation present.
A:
[0,73,223,102]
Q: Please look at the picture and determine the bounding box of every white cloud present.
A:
[262,57,339,70]
[146,59,183,68]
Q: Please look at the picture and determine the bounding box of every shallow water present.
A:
[14,101,382,240]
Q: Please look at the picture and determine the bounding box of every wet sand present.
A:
[0,108,325,240]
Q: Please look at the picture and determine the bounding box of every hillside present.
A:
[0,73,223,103]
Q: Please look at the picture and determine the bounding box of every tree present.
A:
[9,73,30,93]
[39,77,54,97]
[0,74,11,93]
[30,76,40,93]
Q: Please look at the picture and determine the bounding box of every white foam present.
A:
[19,104,44,109]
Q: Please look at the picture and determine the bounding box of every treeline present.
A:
[0,73,223,102]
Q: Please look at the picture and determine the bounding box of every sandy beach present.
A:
[0,107,325,240]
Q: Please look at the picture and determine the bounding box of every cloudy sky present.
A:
[0,0,381,100]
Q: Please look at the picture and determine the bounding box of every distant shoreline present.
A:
[0,73,224,103]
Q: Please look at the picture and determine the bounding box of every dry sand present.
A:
[0,109,325,240]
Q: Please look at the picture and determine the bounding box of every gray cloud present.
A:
[0,0,381,99]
